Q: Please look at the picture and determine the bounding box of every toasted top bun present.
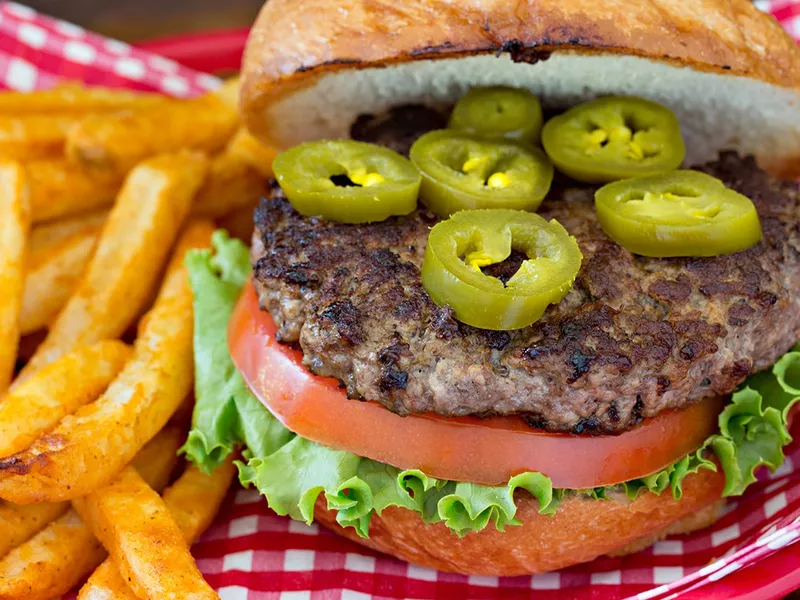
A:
[241,0,800,179]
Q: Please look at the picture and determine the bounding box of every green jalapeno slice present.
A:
[422,209,583,330]
[595,170,762,257]
[541,96,685,184]
[409,130,554,218]
[272,140,421,224]
[448,86,544,144]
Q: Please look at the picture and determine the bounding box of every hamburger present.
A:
[182,0,800,575]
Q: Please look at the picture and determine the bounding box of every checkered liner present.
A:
[0,2,219,95]
[2,1,799,598]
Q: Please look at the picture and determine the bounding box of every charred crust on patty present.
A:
[350,104,448,156]
[252,136,800,433]
[567,350,595,383]
[379,366,410,392]
[572,416,601,434]
[481,330,512,351]
[728,359,754,380]
[649,275,693,304]
[522,414,549,430]
[430,305,460,340]
[728,301,757,327]
[378,340,410,365]
[320,300,363,345]
[632,396,645,424]
[481,250,528,285]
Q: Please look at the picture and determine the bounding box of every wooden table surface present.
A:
[22,0,263,41]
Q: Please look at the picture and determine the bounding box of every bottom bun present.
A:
[314,468,726,576]
[607,499,724,557]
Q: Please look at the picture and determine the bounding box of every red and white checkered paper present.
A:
[2,1,800,598]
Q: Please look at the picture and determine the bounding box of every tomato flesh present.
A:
[229,283,724,488]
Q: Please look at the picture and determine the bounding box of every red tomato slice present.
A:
[229,283,724,488]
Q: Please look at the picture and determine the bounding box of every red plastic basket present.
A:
[135,28,249,74]
[2,2,799,596]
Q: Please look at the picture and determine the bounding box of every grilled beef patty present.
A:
[253,141,800,434]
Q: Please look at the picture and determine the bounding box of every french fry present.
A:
[67,94,238,173]
[0,222,214,503]
[0,426,184,600]
[73,467,218,600]
[0,423,184,564]
[0,415,183,563]
[0,84,167,114]
[0,114,85,160]
[227,127,277,178]
[28,158,123,223]
[20,225,102,335]
[0,501,69,559]
[0,508,107,600]
[79,457,236,600]
[0,162,30,393]
[0,340,131,458]
[214,75,240,111]
[29,209,107,253]
[16,152,208,382]
[194,148,265,218]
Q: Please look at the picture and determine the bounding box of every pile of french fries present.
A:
[0,78,275,599]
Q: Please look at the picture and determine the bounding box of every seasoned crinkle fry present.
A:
[20,224,102,335]
[0,500,70,559]
[79,457,236,600]
[0,426,184,600]
[0,84,167,114]
[227,127,277,178]
[16,152,208,382]
[73,467,219,600]
[0,114,85,160]
[67,94,238,173]
[27,158,123,224]
[0,222,214,503]
[0,340,131,458]
[0,162,30,393]
[194,148,265,218]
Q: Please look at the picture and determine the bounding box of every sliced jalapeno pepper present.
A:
[595,170,762,257]
[272,140,421,224]
[409,130,553,218]
[422,209,582,330]
[449,86,543,144]
[541,96,685,184]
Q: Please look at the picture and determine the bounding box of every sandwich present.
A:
[182,0,800,575]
